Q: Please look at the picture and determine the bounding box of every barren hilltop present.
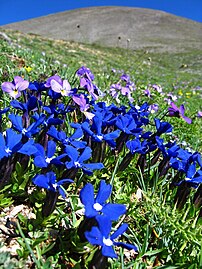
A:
[2,6,202,52]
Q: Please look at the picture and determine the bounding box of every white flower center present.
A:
[52,183,58,190]
[93,203,103,211]
[97,135,103,141]
[103,237,113,246]
[135,105,140,110]
[46,156,54,163]
[74,161,81,167]
[5,147,12,154]
[22,128,27,135]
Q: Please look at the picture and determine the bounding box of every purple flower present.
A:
[168,102,192,124]
[167,92,178,102]
[120,74,130,83]
[1,76,29,99]
[197,111,202,118]
[44,75,62,88]
[152,84,162,93]
[76,66,94,81]
[149,104,159,114]
[51,79,72,96]
[73,94,95,120]
[144,89,151,98]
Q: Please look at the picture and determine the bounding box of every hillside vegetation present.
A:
[0,26,202,269]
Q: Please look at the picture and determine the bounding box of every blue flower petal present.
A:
[114,241,138,251]
[65,145,79,160]
[85,227,103,246]
[111,223,128,240]
[18,139,38,156]
[102,204,126,221]
[34,155,48,168]
[102,245,117,259]
[47,140,56,158]
[6,129,22,150]
[78,147,92,163]
[80,183,94,207]
[83,162,104,171]
[95,180,112,204]
[96,215,111,238]
[32,174,50,189]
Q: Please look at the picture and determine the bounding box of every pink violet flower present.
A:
[149,104,159,114]
[152,84,162,93]
[73,94,95,120]
[168,102,192,124]
[50,79,72,96]
[197,111,202,118]
[1,76,29,99]
[144,89,151,98]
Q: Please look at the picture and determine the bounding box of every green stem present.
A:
[16,220,41,268]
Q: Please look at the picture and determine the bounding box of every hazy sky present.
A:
[0,0,202,26]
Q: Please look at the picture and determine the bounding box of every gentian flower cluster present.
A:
[80,180,138,258]
[0,66,201,265]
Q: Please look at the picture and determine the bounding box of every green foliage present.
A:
[0,28,201,268]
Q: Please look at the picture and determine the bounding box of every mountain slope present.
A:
[2,6,202,52]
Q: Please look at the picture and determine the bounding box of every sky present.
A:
[0,0,202,26]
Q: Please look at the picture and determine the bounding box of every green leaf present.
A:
[143,248,165,257]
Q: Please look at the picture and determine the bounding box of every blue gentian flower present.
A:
[32,113,63,128]
[175,163,202,188]
[155,136,180,159]
[115,114,142,135]
[80,180,126,220]
[33,140,66,168]
[81,112,120,148]
[126,138,148,154]
[29,81,47,94]
[85,215,138,259]
[32,171,73,198]
[10,96,41,113]
[0,129,22,159]
[47,125,86,149]
[43,103,73,117]
[9,114,42,137]
[65,145,104,175]
[18,139,38,156]
[154,118,172,136]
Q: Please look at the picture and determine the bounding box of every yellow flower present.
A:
[25,66,32,73]
[186,92,191,98]
[178,90,183,96]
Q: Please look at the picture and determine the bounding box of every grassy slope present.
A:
[0,29,202,268]
[1,29,201,149]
